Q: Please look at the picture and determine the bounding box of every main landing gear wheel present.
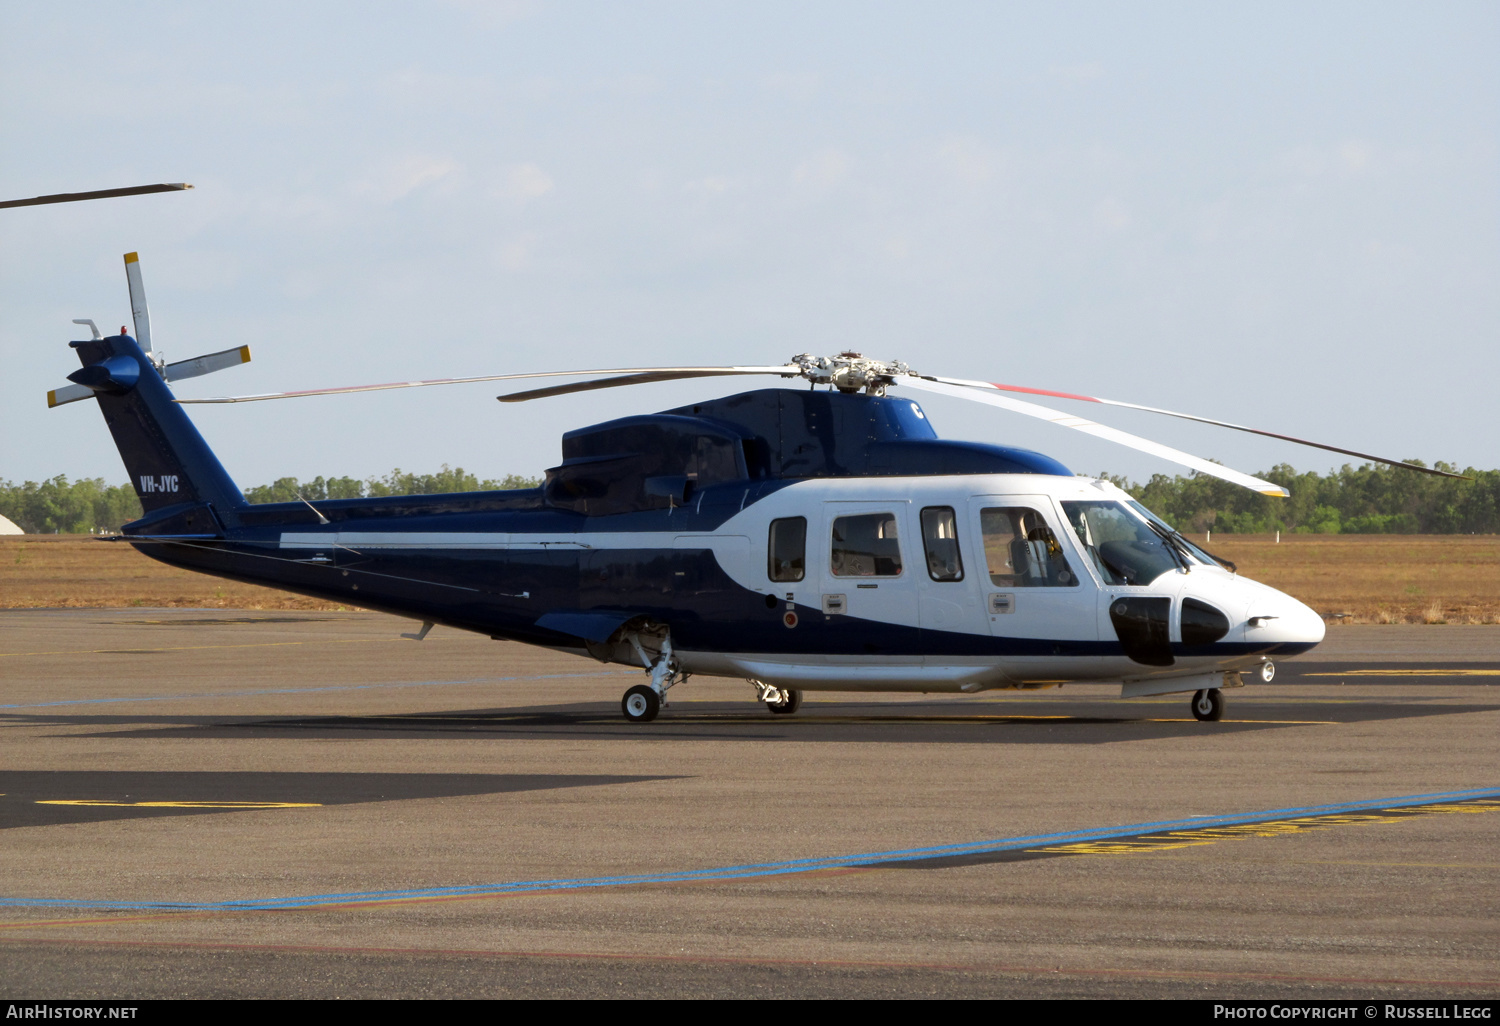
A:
[768,689,803,715]
[1191,688,1224,722]
[1260,660,1276,683]
[622,685,660,723]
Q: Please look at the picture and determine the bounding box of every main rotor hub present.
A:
[790,352,912,396]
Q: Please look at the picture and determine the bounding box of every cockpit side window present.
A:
[920,506,964,582]
[768,517,806,582]
[979,507,1078,587]
[1061,500,1178,586]
[831,512,903,577]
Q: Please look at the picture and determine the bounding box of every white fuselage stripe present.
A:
[279,532,725,550]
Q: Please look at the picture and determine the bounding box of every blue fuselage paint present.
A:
[124,477,1318,683]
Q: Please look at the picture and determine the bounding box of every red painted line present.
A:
[988,381,1101,404]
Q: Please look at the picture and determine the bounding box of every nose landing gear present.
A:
[768,688,802,715]
[1191,687,1224,722]
[750,679,803,715]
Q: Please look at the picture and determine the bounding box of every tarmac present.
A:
[1,610,1497,998]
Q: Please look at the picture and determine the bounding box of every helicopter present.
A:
[46,253,1463,725]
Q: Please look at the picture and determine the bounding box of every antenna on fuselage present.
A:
[297,496,330,525]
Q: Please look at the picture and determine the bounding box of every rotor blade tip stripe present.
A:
[989,382,1100,404]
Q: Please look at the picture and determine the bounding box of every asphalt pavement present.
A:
[2,611,1497,998]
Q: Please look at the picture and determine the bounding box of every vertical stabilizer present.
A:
[68,333,245,519]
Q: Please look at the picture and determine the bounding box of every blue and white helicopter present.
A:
[48,254,1460,724]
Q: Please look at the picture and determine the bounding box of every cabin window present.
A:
[767,517,807,582]
[830,513,903,577]
[979,507,1078,587]
[920,506,964,582]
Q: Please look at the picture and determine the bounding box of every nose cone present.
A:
[1249,591,1325,652]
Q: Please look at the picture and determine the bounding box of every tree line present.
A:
[4,461,1497,536]
[0,467,542,534]
[1117,461,1500,535]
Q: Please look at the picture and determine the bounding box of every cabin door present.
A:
[818,501,922,663]
[911,503,989,643]
[965,495,1099,653]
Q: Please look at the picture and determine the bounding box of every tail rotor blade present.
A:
[163,346,252,383]
[123,252,152,355]
[898,376,1290,497]
[47,383,97,408]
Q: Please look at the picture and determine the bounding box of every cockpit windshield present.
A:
[1125,500,1227,569]
[1061,500,1195,586]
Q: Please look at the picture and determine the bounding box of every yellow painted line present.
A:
[1259,859,1500,869]
[1040,849,1500,869]
[1305,669,1500,676]
[36,800,321,809]
[1146,718,1335,725]
[0,639,371,658]
[648,714,1338,726]
[690,714,1335,725]
[1029,801,1500,859]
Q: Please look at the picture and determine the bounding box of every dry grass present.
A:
[4,533,1500,624]
[0,535,352,610]
[1193,533,1500,625]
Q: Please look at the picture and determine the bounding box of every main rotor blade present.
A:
[497,367,801,402]
[0,183,193,209]
[178,364,801,405]
[898,376,1290,497]
[926,375,1466,480]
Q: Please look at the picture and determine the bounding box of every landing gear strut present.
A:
[1191,687,1224,722]
[618,626,684,723]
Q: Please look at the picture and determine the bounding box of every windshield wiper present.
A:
[1162,524,1237,573]
[1140,518,1192,573]
[1129,503,1238,573]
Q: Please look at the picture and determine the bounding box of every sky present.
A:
[2,1,1496,493]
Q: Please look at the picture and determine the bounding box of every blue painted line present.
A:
[5,786,1497,913]
[0,673,618,711]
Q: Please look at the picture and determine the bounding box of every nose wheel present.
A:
[1191,688,1224,722]
[768,688,803,715]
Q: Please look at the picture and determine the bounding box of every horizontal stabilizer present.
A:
[47,383,97,408]
[165,346,252,382]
